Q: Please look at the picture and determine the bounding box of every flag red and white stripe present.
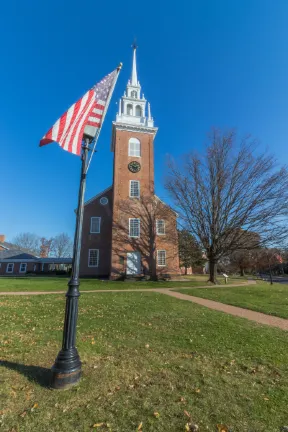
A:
[40,68,118,156]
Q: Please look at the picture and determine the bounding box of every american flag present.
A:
[40,68,118,156]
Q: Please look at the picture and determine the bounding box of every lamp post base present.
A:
[50,347,82,390]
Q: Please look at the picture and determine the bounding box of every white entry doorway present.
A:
[126,252,141,275]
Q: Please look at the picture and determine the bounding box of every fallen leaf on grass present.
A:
[184,410,191,418]
[19,411,27,418]
[195,389,201,393]
[153,412,160,418]
[93,423,105,428]
[137,422,143,430]
[217,424,229,432]
[31,403,38,412]
[263,397,269,401]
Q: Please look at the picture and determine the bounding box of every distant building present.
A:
[80,47,180,279]
[0,235,72,275]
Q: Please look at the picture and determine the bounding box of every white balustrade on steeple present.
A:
[115,46,154,128]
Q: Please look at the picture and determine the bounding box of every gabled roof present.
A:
[155,195,178,216]
[0,240,38,256]
[0,241,17,250]
[0,249,38,261]
[84,186,112,207]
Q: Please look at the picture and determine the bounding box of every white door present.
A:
[126,252,141,275]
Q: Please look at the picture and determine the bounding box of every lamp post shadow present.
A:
[0,360,52,388]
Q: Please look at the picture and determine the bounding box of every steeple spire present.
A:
[114,45,155,129]
[131,42,138,86]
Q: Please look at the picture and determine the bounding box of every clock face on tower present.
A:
[128,161,141,173]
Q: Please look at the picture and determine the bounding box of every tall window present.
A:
[131,90,137,98]
[129,218,140,237]
[156,219,165,235]
[19,263,27,273]
[88,249,99,267]
[90,217,101,233]
[157,250,166,267]
[128,138,141,157]
[130,180,140,198]
[6,263,14,273]
[127,104,133,115]
[135,105,142,116]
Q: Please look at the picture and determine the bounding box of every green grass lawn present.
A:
[0,276,242,292]
[175,282,288,319]
[1,291,288,431]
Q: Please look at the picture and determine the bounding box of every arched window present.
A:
[129,137,141,157]
[131,90,137,98]
[135,105,142,117]
[127,104,133,115]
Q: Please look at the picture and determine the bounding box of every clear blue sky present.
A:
[1,0,288,241]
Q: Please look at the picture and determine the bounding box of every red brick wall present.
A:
[79,188,113,277]
[110,128,179,278]
[0,261,36,275]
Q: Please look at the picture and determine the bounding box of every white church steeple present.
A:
[131,45,138,86]
[115,45,155,129]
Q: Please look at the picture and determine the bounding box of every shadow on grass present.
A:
[0,360,51,388]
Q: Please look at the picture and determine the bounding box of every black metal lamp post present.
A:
[51,137,91,389]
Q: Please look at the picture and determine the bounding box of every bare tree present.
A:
[51,233,73,258]
[166,129,288,283]
[13,232,41,255]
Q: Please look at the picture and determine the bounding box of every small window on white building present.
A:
[6,263,14,273]
[157,250,166,267]
[129,218,140,238]
[156,220,165,235]
[131,90,137,98]
[19,263,27,273]
[135,105,142,116]
[90,217,101,233]
[130,180,140,198]
[88,249,99,267]
[128,138,141,157]
[127,104,133,115]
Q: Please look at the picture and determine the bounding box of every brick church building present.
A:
[80,47,179,279]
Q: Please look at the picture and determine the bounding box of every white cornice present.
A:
[111,122,158,151]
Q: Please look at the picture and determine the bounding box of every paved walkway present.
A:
[156,289,288,331]
[1,280,287,331]
[0,280,255,296]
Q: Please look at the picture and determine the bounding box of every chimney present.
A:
[0,235,5,243]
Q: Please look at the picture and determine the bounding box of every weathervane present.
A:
[132,38,138,50]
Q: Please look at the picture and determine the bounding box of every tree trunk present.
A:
[240,266,245,277]
[185,267,188,275]
[208,259,217,284]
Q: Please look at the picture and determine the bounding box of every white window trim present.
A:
[90,217,101,234]
[156,219,166,235]
[6,263,14,273]
[19,263,27,273]
[129,180,140,198]
[88,249,99,267]
[157,250,167,267]
[128,138,141,158]
[129,218,140,238]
